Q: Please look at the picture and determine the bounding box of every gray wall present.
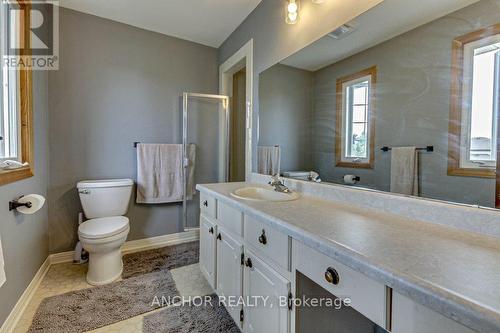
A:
[312,0,498,207]
[48,8,218,253]
[218,0,383,172]
[259,64,313,172]
[0,71,49,325]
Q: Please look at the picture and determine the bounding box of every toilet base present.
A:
[79,228,129,286]
[86,252,123,286]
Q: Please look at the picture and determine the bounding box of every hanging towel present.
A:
[390,147,419,196]
[0,235,5,288]
[258,146,281,176]
[136,144,196,204]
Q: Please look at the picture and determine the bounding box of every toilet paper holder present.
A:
[9,196,33,211]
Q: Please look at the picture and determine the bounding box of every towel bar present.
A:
[381,146,433,152]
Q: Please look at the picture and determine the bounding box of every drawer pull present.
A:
[245,258,253,268]
[203,200,208,207]
[325,267,340,285]
[217,233,222,241]
[209,227,214,234]
[258,230,267,245]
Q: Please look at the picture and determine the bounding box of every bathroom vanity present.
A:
[197,181,500,333]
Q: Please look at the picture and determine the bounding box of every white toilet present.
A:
[77,179,133,285]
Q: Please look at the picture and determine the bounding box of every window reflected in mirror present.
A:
[449,25,500,177]
[336,67,376,169]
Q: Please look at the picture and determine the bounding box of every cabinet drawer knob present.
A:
[209,227,214,234]
[245,258,253,268]
[203,200,208,207]
[217,233,222,241]
[258,230,267,245]
[325,267,340,285]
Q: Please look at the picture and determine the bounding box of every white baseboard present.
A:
[1,230,200,332]
[122,228,199,255]
[49,229,200,265]
[0,257,51,333]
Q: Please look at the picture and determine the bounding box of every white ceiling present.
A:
[58,0,262,48]
[281,0,480,71]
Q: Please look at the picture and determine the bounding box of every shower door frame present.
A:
[182,92,230,230]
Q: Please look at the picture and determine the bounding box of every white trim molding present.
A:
[0,258,51,333]
[219,39,254,181]
[0,230,200,332]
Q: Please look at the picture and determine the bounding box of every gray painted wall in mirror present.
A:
[259,64,313,172]
[258,0,498,207]
[218,0,383,171]
[48,8,218,253]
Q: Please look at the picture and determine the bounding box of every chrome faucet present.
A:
[268,175,292,193]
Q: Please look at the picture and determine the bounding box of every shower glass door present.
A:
[183,93,229,230]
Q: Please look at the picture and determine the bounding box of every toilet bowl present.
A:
[78,216,130,285]
[77,179,133,285]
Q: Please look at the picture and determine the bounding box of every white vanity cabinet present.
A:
[199,193,292,332]
[198,190,480,333]
[243,248,291,333]
[392,292,475,333]
[199,215,217,289]
[216,227,244,324]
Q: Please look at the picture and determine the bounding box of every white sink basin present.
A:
[230,187,300,202]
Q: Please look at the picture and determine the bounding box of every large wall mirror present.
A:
[257,0,500,208]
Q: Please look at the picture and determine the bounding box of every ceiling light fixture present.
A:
[286,0,299,25]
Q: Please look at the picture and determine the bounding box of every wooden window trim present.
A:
[447,24,500,179]
[0,2,34,186]
[335,66,376,169]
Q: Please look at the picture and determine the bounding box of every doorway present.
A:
[219,39,254,181]
[230,69,247,182]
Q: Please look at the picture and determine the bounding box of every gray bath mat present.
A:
[123,241,199,279]
[29,270,179,333]
[143,294,241,333]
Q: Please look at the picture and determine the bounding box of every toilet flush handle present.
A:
[79,189,91,195]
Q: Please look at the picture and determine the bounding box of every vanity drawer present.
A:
[293,240,387,328]
[200,192,217,219]
[244,215,290,271]
[217,201,243,237]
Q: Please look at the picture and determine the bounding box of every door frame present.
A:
[219,39,254,181]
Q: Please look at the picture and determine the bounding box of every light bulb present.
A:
[287,12,298,24]
[286,0,299,25]
[287,2,298,13]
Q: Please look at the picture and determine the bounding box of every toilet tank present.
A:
[77,179,133,219]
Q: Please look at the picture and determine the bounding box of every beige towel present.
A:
[0,235,5,287]
[136,144,196,204]
[390,147,419,196]
[258,146,281,176]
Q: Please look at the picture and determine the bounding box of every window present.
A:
[1,2,20,161]
[0,1,34,186]
[448,25,500,178]
[335,66,376,168]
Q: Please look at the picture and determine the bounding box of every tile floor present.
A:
[14,260,213,333]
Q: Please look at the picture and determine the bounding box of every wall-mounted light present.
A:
[286,0,299,25]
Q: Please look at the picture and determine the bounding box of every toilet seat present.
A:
[79,216,129,239]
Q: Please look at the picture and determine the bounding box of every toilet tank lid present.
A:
[77,179,134,189]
